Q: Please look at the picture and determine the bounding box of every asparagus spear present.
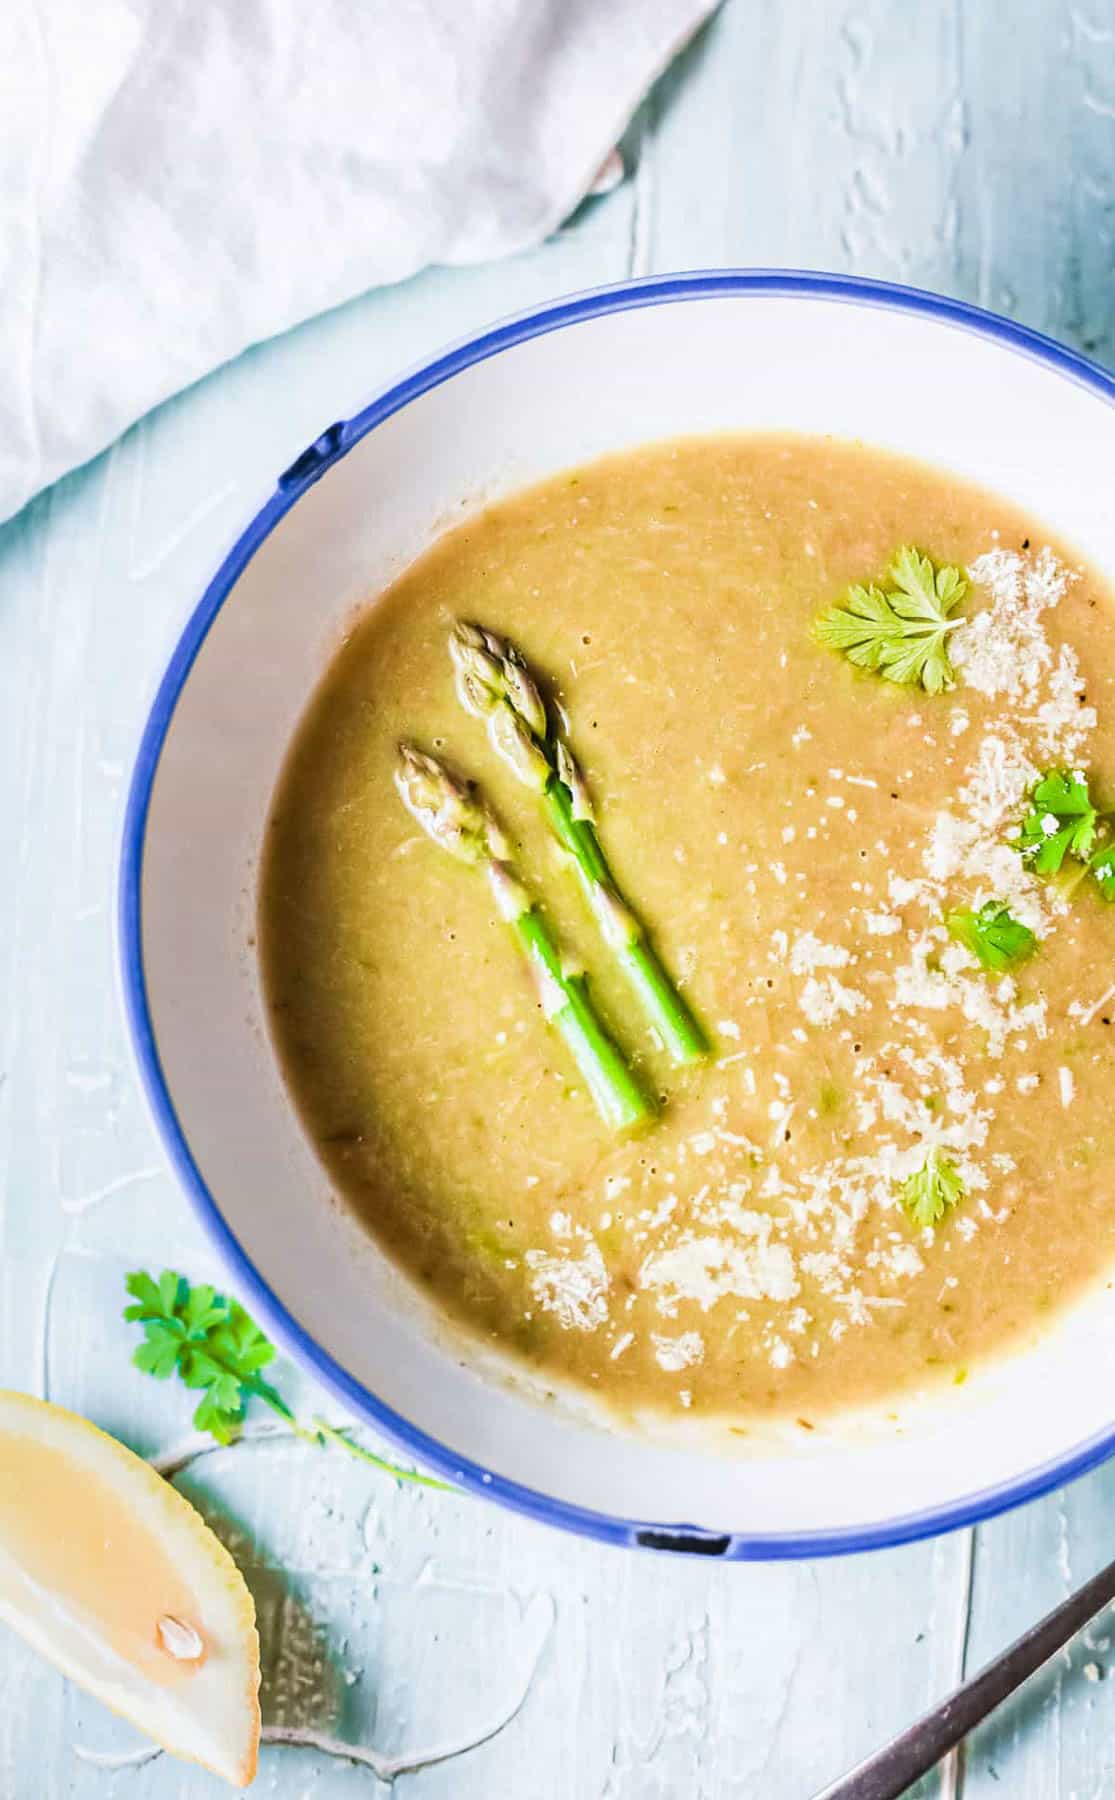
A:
[448,624,708,1065]
[395,743,653,1132]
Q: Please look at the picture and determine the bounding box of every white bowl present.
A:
[120,272,1115,1557]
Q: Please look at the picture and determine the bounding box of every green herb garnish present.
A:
[945,901,1036,972]
[1015,767,1115,905]
[814,546,968,694]
[899,1150,966,1230]
[1017,769,1098,872]
[1090,843,1115,901]
[126,1269,279,1444]
[125,1269,450,1489]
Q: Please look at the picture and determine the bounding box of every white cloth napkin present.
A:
[0,0,714,526]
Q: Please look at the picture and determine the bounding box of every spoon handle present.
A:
[814,1551,1115,1800]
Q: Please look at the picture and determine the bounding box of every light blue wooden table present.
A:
[2,4,1113,1794]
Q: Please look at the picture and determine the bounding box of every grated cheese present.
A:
[652,1331,705,1372]
[957,547,1066,696]
[641,1228,799,1314]
[863,910,901,936]
[525,1241,610,1332]
[1069,982,1115,1027]
[799,974,868,1027]
[789,932,852,974]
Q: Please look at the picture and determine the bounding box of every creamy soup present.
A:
[259,435,1115,1429]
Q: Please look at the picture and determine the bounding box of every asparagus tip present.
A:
[395,742,496,865]
[450,621,549,740]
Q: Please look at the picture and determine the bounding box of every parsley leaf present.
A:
[124,1270,283,1445]
[1015,768,1115,907]
[124,1269,449,1486]
[1090,843,1115,901]
[814,546,968,694]
[899,1151,966,1231]
[1017,769,1098,872]
[945,901,1036,972]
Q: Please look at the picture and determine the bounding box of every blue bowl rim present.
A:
[119,268,1115,1559]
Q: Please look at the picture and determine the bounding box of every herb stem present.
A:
[310,1418,452,1491]
[251,1378,450,1489]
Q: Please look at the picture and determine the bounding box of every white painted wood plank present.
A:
[647,0,969,290]
[648,0,1114,359]
[958,1478,1115,1798]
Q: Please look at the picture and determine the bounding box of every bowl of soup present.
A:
[121,272,1115,1555]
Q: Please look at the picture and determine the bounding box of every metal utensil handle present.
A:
[814,1551,1115,1800]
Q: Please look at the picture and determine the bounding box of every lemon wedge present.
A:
[0,1390,260,1787]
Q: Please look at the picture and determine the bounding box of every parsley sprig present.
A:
[1016,768,1115,899]
[814,546,968,694]
[945,902,1036,973]
[1018,770,1098,872]
[899,1151,966,1231]
[125,1270,450,1490]
[1091,845,1115,901]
